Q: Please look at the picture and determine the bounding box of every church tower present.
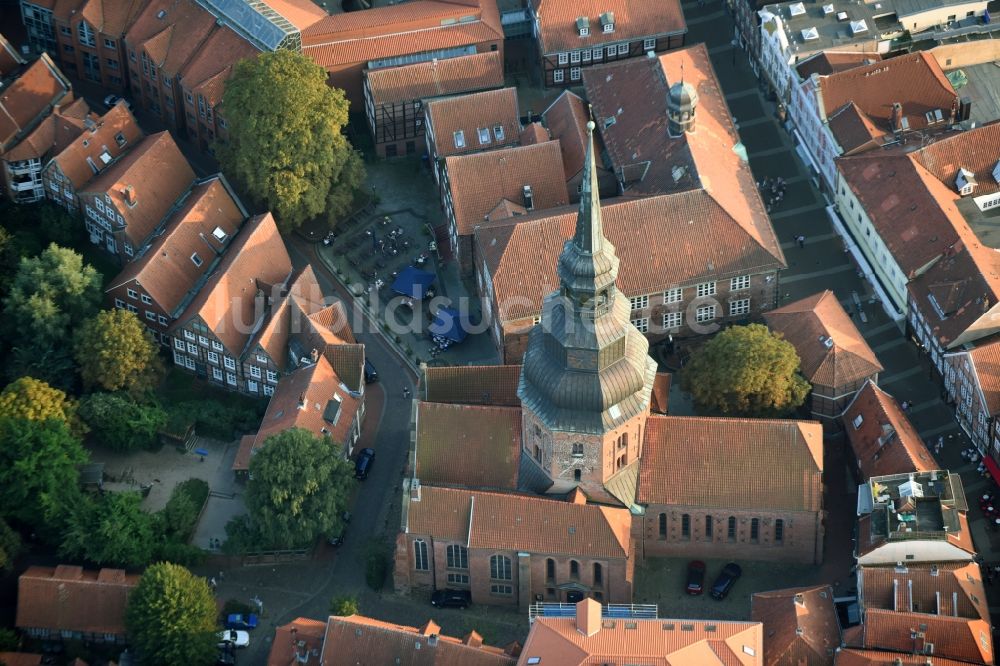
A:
[517,121,657,505]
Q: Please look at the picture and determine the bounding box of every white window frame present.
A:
[593,47,603,60]
[570,66,582,81]
[140,294,152,304]
[266,369,278,383]
[616,43,628,55]
[643,38,656,50]
[557,52,569,65]
[553,69,565,83]
[631,317,649,333]
[247,380,259,393]
[493,124,505,141]
[663,312,683,329]
[226,372,237,386]
[853,414,863,429]
[696,281,716,297]
[174,338,185,351]
[207,351,219,365]
[663,288,682,304]
[158,315,168,325]
[223,356,236,370]
[730,275,750,291]
[582,49,592,62]
[211,340,223,351]
[198,335,209,346]
[570,50,581,63]
[729,298,751,316]
[183,330,196,341]
[453,130,465,148]
[114,298,125,309]
[186,342,198,355]
[127,288,138,299]
[212,368,223,381]
[696,305,717,323]
[256,353,268,363]
[249,365,262,379]
[263,385,275,397]
[145,311,156,322]
[184,357,196,371]
[477,127,491,145]
[126,304,137,314]
[603,23,615,34]
[173,350,185,365]
[629,295,649,311]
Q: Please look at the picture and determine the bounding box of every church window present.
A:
[705,516,714,538]
[659,513,667,538]
[574,468,582,481]
[414,540,428,570]
[572,442,584,457]
[750,518,760,542]
[728,516,737,541]
[681,514,691,539]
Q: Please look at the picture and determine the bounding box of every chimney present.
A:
[794,593,805,607]
[427,634,439,647]
[891,102,903,133]
[464,631,483,648]
[410,478,422,502]
[310,348,319,363]
[575,598,601,637]
[123,184,136,206]
[297,393,306,410]
[523,184,534,211]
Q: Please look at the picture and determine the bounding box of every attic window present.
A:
[604,116,617,129]
[157,9,166,18]
[212,226,228,242]
[576,16,590,36]
[992,159,1000,184]
[454,130,465,148]
[478,127,491,145]
[100,151,112,165]
[527,659,541,665]
[114,132,127,147]
[853,414,863,429]
[600,11,614,32]
[190,252,203,267]
[493,124,505,141]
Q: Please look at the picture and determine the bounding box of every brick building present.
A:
[751,585,841,666]
[363,51,505,159]
[944,338,1000,464]
[50,0,143,90]
[528,0,686,87]
[540,90,618,202]
[765,291,883,420]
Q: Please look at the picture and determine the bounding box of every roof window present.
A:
[576,16,590,36]
[600,11,614,32]
[212,226,228,242]
[801,27,819,40]
[477,127,491,145]
[114,132,127,147]
[493,124,505,141]
[850,19,869,34]
[789,2,806,16]
[454,130,465,148]
[822,3,835,13]
[191,252,203,267]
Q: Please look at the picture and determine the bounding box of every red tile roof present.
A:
[421,365,522,406]
[752,586,840,666]
[415,402,521,490]
[407,485,632,559]
[3,97,90,163]
[181,25,259,108]
[268,617,326,666]
[446,141,569,237]
[584,45,783,263]
[173,212,293,356]
[0,32,26,78]
[966,338,1000,415]
[106,175,246,318]
[16,566,138,636]
[263,0,327,31]
[638,415,823,511]
[0,654,43,666]
[912,120,1000,199]
[78,131,196,247]
[861,608,992,665]
[365,51,504,106]
[0,54,72,152]
[320,614,515,666]
[819,52,957,154]
[765,291,882,389]
[841,381,936,480]
[49,102,144,190]
[125,0,215,77]
[541,90,590,181]
[426,87,522,158]
[519,121,549,146]
[650,372,671,415]
[795,51,881,79]
[80,0,145,37]
[835,649,972,666]
[477,192,785,321]
[860,561,988,621]
[827,101,886,156]
[532,0,686,55]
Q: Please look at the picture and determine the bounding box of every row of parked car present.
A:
[685,561,742,600]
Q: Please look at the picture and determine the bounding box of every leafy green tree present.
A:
[0,517,21,573]
[126,563,218,666]
[330,595,359,616]
[246,428,354,547]
[61,491,157,567]
[0,376,79,427]
[3,243,102,348]
[0,627,18,652]
[79,392,166,452]
[679,323,811,417]
[159,479,209,541]
[74,309,162,393]
[0,417,87,536]
[218,49,366,232]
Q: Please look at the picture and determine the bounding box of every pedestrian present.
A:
[219,570,225,581]
[403,386,411,398]
[901,400,910,412]
[797,235,805,248]
[937,435,944,450]
[210,577,217,591]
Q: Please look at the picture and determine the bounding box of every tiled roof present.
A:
[366,51,504,106]
[16,566,138,635]
[447,141,569,237]
[520,610,762,666]
[912,120,1000,199]
[650,372,671,414]
[302,0,502,69]
[426,87,521,159]
[407,485,632,559]
[234,355,362,471]
[126,0,215,77]
[584,45,783,265]
[841,381,935,480]
[180,25,259,108]
[834,648,974,666]
[819,52,957,154]
[3,97,90,163]
[751,585,841,666]
[542,90,590,181]
[320,614,515,666]
[967,338,1000,415]
[106,176,246,318]
[421,365,522,406]
[861,608,992,665]
[0,654,43,666]
[856,510,977,560]
[795,51,881,79]
[173,212,292,357]
[519,122,549,146]
[477,192,786,321]
[246,265,326,371]
[78,131,196,247]
[533,0,686,55]
[268,617,326,666]
[638,415,823,511]
[0,54,72,152]
[81,0,144,36]
[0,32,25,78]
[415,402,521,491]
[827,102,886,156]
[859,562,988,621]
[263,0,328,31]
[50,102,144,190]
[764,291,883,388]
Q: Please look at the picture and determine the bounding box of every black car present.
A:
[710,562,742,600]
[364,359,378,383]
[431,589,471,609]
[685,560,706,595]
[355,447,375,480]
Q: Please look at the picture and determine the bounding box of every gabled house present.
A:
[765,291,883,419]
[105,174,248,345]
[528,0,686,87]
[77,131,196,263]
[48,0,144,91]
[944,337,1000,462]
[16,565,138,644]
[540,90,617,202]
[364,51,505,159]
[751,585,841,666]
[0,32,25,76]
[43,101,143,211]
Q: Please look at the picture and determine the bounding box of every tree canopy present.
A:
[74,309,162,393]
[245,428,354,548]
[61,491,157,568]
[0,376,79,428]
[0,416,87,535]
[0,518,21,574]
[218,49,365,232]
[79,392,166,452]
[679,323,811,417]
[126,563,219,666]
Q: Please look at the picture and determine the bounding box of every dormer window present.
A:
[212,226,227,242]
[477,127,491,145]
[453,130,465,148]
[576,16,590,36]
[493,124,505,141]
[956,167,977,196]
[600,11,615,33]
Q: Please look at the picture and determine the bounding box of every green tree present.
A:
[0,417,87,536]
[61,492,157,567]
[126,562,218,666]
[218,49,366,232]
[74,309,162,393]
[679,323,811,417]
[0,517,21,573]
[3,243,102,348]
[0,627,18,652]
[246,428,354,548]
[330,595,359,616]
[79,392,166,452]
[0,376,79,427]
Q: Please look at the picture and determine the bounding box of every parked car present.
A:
[217,630,250,649]
[355,447,375,480]
[685,560,706,595]
[224,613,258,631]
[431,589,471,609]
[103,94,131,110]
[364,358,378,383]
[710,562,742,600]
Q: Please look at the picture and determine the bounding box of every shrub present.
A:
[330,595,359,616]
[159,479,209,542]
[365,549,388,591]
